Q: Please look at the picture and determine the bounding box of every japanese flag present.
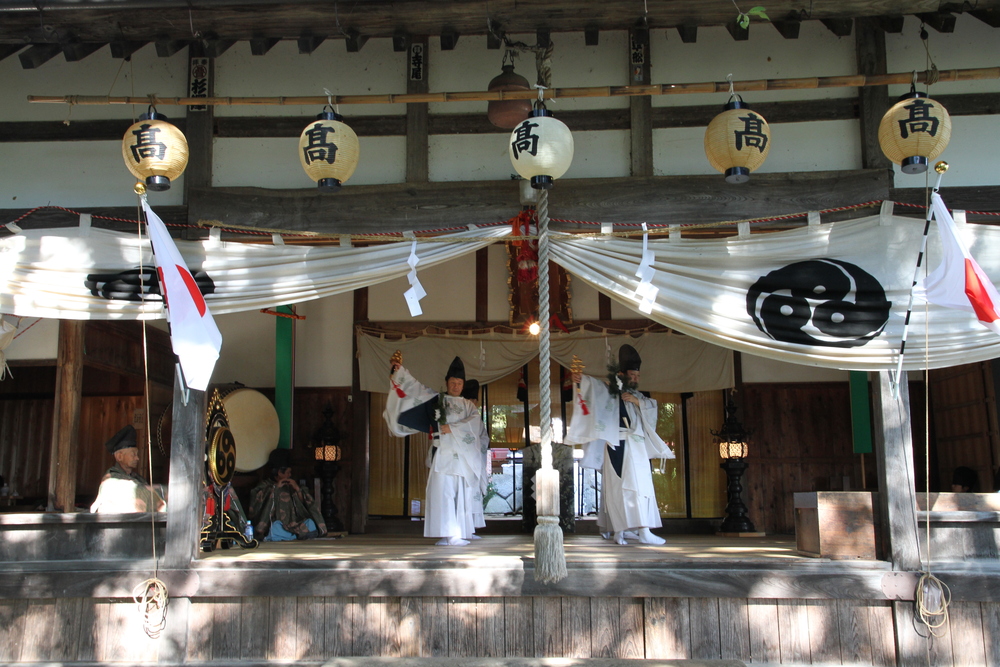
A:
[143,199,222,390]
[914,192,1000,336]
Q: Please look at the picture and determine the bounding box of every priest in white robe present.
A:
[384,355,483,546]
[565,344,674,545]
[461,379,490,537]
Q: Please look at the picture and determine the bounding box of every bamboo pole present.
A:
[27,67,1000,107]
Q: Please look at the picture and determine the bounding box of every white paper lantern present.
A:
[878,91,951,175]
[704,98,771,184]
[508,109,574,190]
[299,109,360,190]
[122,110,188,192]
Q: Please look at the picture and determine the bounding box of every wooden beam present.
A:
[0,44,23,62]
[18,44,62,69]
[110,40,147,59]
[585,26,600,46]
[350,287,369,534]
[970,9,1000,27]
[163,375,206,568]
[771,18,801,39]
[628,26,652,177]
[345,29,369,53]
[187,169,893,234]
[916,11,956,33]
[297,34,325,54]
[890,185,1000,213]
[440,28,459,51]
[183,49,214,240]
[536,29,551,48]
[871,371,920,571]
[16,91,1000,143]
[249,36,279,56]
[875,15,905,33]
[406,35,429,184]
[820,18,854,36]
[62,41,105,62]
[47,320,84,512]
[854,18,892,171]
[202,37,234,60]
[155,37,187,57]
[725,20,749,41]
[476,247,489,322]
[392,31,407,52]
[598,294,612,320]
[676,23,698,43]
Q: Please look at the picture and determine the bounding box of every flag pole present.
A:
[892,161,949,398]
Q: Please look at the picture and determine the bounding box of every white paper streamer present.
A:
[634,222,659,314]
[403,240,426,317]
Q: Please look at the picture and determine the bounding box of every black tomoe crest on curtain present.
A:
[85,267,215,302]
[746,259,891,347]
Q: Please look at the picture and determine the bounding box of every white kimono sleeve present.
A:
[383,365,438,437]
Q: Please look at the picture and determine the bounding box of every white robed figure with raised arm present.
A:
[565,344,674,545]
[384,354,483,546]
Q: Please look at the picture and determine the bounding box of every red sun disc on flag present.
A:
[177,265,207,316]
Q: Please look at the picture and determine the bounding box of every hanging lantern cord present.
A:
[726,73,742,105]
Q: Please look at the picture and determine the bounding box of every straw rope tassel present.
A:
[533,188,567,584]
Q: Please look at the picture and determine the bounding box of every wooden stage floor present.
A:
[199,532,832,565]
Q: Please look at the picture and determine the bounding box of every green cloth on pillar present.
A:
[275,305,294,450]
[849,370,873,454]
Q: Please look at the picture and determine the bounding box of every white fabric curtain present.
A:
[550,205,1000,371]
[0,224,508,319]
[358,328,733,394]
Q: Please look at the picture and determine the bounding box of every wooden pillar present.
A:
[47,319,84,512]
[183,43,214,238]
[405,35,429,183]
[163,375,206,568]
[871,370,920,571]
[350,287,370,533]
[628,25,653,178]
[475,247,489,323]
[854,18,893,172]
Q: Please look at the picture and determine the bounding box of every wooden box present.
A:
[794,491,876,559]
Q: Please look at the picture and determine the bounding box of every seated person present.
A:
[249,448,327,541]
[90,425,167,513]
[951,466,979,493]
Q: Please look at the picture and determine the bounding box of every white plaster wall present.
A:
[211,310,275,388]
[213,39,405,119]
[2,317,58,360]
[487,244,512,323]
[0,43,188,207]
[368,252,476,322]
[294,293,354,387]
[650,22,857,107]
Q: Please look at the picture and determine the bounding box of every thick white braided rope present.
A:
[537,188,552,470]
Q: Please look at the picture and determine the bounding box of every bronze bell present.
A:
[487,64,533,129]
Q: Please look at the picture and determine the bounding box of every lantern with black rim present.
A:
[704,96,771,184]
[712,393,758,534]
[299,107,360,191]
[509,104,573,190]
[122,107,189,192]
[878,89,951,175]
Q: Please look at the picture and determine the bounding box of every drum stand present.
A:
[200,485,258,552]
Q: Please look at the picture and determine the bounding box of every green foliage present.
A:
[483,481,499,508]
[737,6,769,28]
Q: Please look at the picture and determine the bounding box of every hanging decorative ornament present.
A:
[878,89,951,174]
[509,100,574,190]
[298,106,360,191]
[487,51,533,129]
[122,107,189,192]
[704,95,771,184]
